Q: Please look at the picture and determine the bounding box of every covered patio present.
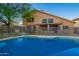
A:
[36,23,62,33]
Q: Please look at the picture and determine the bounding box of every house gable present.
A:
[34,10,75,27]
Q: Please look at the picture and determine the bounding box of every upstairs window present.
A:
[42,19,47,23]
[26,17,34,22]
[63,26,69,29]
[42,18,54,23]
[48,18,53,23]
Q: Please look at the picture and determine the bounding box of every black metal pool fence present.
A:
[0,26,79,35]
[33,27,79,35]
[0,26,23,34]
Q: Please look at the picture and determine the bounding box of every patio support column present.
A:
[36,25,39,32]
[47,25,50,31]
[58,25,63,34]
[59,25,63,30]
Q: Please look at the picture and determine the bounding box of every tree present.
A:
[0,3,36,32]
[16,3,36,20]
[0,4,19,33]
[0,4,18,26]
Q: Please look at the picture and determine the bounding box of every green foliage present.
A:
[16,3,36,19]
[22,9,36,19]
[0,4,18,26]
[0,3,36,27]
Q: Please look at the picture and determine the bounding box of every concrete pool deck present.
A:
[0,35,79,41]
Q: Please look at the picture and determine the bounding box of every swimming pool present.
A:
[0,36,79,56]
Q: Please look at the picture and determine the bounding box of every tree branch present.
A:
[0,17,8,25]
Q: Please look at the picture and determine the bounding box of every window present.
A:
[63,26,69,29]
[26,18,34,22]
[48,18,53,23]
[42,18,53,23]
[42,19,47,23]
[26,25,36,32]
[26,25,32,31]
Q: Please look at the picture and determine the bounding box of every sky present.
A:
[32,3,79,20]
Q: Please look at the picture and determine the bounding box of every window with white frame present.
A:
[48,18,53,23]
[42,18,54,23]
[42,19,47,23]
[63,26,69,29]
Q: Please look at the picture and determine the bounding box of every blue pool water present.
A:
[0,36,79,56]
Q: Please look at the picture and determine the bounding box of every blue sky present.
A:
[32,3,79,20]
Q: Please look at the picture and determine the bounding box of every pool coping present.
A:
[0,35,79,41]
[0,35,27,41]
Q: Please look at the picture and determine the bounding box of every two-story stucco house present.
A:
[23,10,75,34]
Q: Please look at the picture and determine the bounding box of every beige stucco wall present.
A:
[73,20,79,27]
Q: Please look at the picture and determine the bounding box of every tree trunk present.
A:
[0,18,11,33]
[7,19,11,33]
